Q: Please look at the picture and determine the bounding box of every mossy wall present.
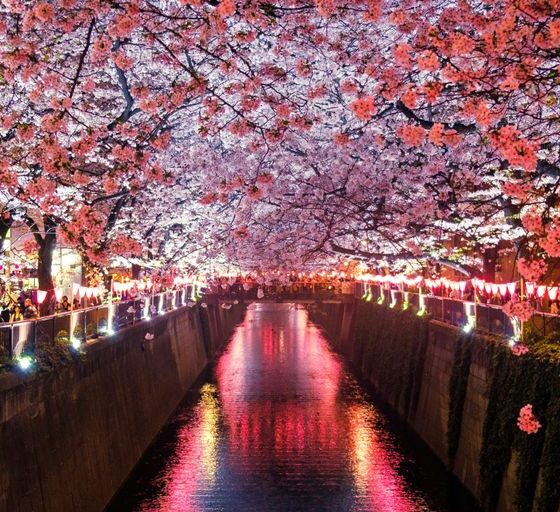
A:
[311,300,560,512]
[0,298,244,512]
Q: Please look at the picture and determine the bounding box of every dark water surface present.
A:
[108,303,478,512]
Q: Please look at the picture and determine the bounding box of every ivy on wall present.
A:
[447,334,472,465]
[348,301,429,419]
[478,333,560,512]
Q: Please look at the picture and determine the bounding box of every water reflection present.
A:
[109,303,474,512]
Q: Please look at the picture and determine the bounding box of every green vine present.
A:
[344,301,429,418]
[33,329,81,371]
[447,333,472,465]
[479,336,560,512]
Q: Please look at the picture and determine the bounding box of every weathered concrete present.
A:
[0,299,244,512]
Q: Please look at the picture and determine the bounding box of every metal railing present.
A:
[359,283,516,338]
[217,282,350,301]
[0,287,192,360]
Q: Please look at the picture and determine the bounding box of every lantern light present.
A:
[548,286,559,301]
[526,282,536,297]
[537,285,547,298]
[54,288,64,301]
[36,290,47,304]
[72,282,81,296]
[18,356,33,371]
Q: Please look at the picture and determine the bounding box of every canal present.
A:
[108,303,479,512]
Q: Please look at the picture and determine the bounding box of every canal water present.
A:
[108,303,479,512]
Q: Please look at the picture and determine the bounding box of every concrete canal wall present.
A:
[0,298,244,512]
[312,300,560,512]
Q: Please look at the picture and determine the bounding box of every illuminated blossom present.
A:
[517,404,541,434]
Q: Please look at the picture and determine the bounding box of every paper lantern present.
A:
[476,280,485,292]
[548,286,558,301]
[459,281,467,293]
[72,282,81,296]
[537,285,547,298]
[36,290,47,304]
[526,282,536,297]
[507,282,517,295]
[491,284,499,295]
[484,283,492,294]
[78,286,87,298]
[54,288,64,301]
[498,284,507,296]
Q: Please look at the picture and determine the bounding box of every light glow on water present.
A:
[109,303,478,512]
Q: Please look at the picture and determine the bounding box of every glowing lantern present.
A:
[72,282,81,296]
[498,284,508,296]
[484,283,492,294]
[537,285,547,299]
[525,282,536,297]
[78,286,87,298]
[548,286,558,301]
[507,282,517,295]
[36,290,47,304]
[459,281,467,293]
[54,288,64,301]
[491,284,499,295]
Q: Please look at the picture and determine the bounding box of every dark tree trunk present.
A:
[24,214,57,315]
[132,264,141,279]
[482,246,498,282]
[37,236,56,291]
[0,210,13,253]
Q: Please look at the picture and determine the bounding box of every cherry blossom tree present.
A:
[1,0,560,283]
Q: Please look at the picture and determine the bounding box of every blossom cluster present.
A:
[510,343,529,357]
[503,299,535,322]
[517,404,542,434]
[517,258,548,282]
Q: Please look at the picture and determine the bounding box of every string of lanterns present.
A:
[358,274,559,301]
